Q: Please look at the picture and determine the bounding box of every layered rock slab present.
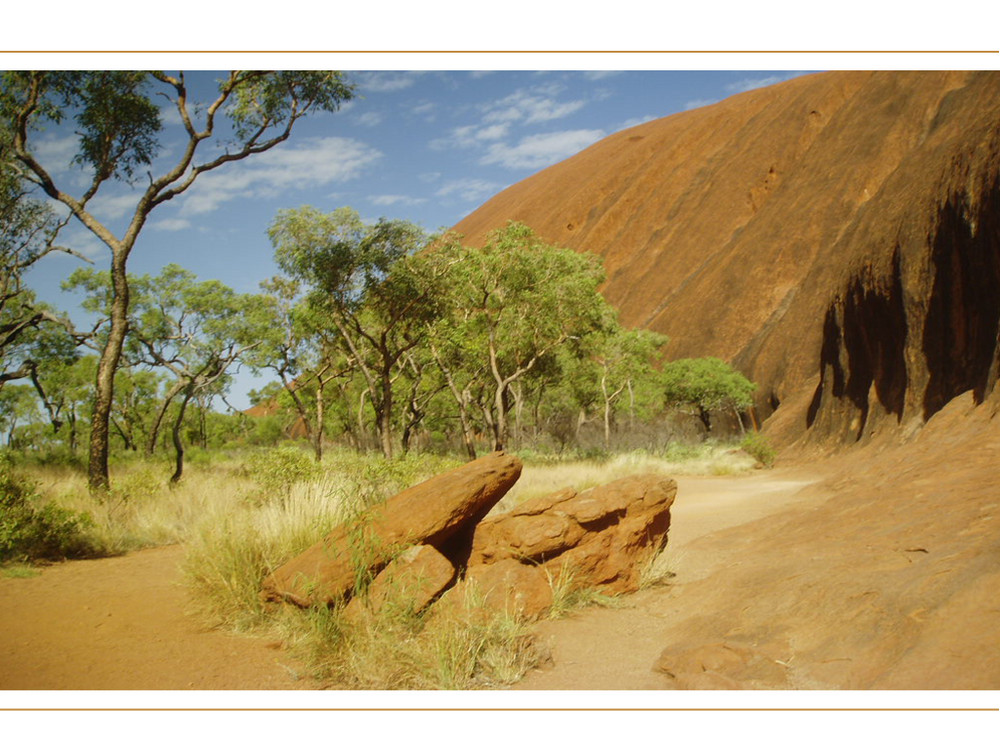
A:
[469,474,677,598]
[344,544,456,619]
[261,451,521,607]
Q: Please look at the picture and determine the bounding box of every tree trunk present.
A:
[601,373,612,450]
[147,379,186,456]
[314,379,325,463]
[734,407,746,435]
[356,390,367,448]
[169,388,194,485]
[431,347,477,460]
[378,367,394,459]
[68,409,77,455]
[511,383,524,451]
[88,252,130,493]
[458,398,478,460]
[492,385,507,452]
[698,407,712,433]
[603,399,613,450]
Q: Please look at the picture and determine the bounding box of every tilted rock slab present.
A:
[261,452,521,607]
[468,474,677,596]
[443,559,556,620]
[344,544,456,619]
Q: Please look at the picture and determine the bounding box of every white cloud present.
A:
[583,71,623,81]
[617,115,657,131]
[149,217,192,232]
[158,102,185,128]
[435,178,502,203]
[32,134,79,172]
[88,192,140,221]
[481,129,605,170]
[355,72,426,93]
[411,102,436,120]
[725,74,801,94]
[482,88,586,125]
[431,122,512,151]
[178,136,382,215]
[684,98,718,111]
[355,111,384,127]
[368,194,427,207]
[59,226,110,262]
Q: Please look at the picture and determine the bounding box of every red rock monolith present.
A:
[261,451,521,607]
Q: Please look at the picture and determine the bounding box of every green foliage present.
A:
[1,562,41,578]
[268,205,449,458]
[63,71,163,183]
[661,357,756,430]
[324,451,463,509]
[225,71,355,141]
[4,70,357,491]
[244,445,319,504]
[429,222,614,451]
[740,431,776,467]
[0,459,96,561]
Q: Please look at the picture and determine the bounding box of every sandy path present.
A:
[512,470,822,690]
[0,546,316,690]
[0,470,819,692]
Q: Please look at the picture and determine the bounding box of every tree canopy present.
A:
[1,70,356,490]
[661,356,756,431]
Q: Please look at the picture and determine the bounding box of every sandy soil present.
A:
[513,471,823,690]
[3,404,998,692]
[0,545,318,690]
[0,470,818,692]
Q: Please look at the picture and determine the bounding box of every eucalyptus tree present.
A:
[590,325,668,449]
[0,151,85,400]
[434,223,612,451]
[252,276,354,462]
[268,206,448,459]
[69,264,268,482]
[1,70,355,490]
[131,264,269,482]
[109,365,164,453]
[661,356,756,433]
[0,384,39,447]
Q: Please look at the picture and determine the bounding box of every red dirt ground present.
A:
[2,395,997,692]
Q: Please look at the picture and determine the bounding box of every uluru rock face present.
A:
[452,71,1000,447]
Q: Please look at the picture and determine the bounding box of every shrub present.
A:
[740,431,776,468]
[244,446,319,505]
[0,460,97,562]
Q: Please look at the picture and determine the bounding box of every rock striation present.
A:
[469,474,676,594]
[451,71,1000,448]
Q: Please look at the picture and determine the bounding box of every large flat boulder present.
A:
[261,451,522,607]
[469,474,676,595]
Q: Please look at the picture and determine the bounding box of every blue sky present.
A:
[16,69,812,406]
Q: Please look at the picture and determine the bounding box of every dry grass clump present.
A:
[495,442,755,515]
[274,585,540,689]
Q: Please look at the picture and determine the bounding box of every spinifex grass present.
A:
[271,583,541,690]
